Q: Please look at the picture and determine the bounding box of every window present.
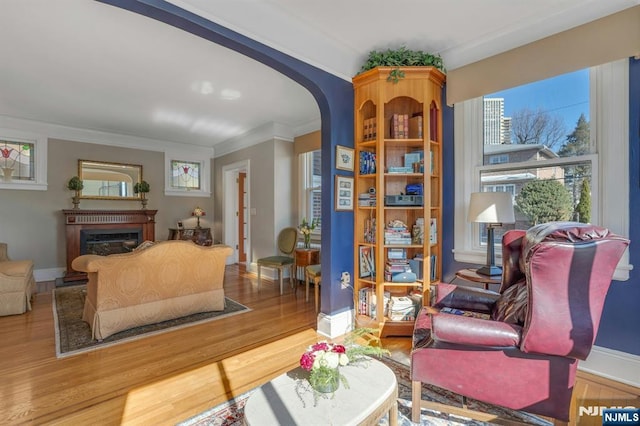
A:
[300,149,322,229]
[164,150,211,197]
[0,129,47,191]
[454,59,630,280]
[171,160,201,190]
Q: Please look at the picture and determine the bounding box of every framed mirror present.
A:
[78,159,142,200]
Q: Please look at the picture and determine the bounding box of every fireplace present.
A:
[80,228,143,256]
[62,209,157,282]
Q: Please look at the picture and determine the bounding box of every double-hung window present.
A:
[299,149,322,231]
[454,59,630,280]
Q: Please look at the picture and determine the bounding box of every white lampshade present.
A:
[468,192,515,224]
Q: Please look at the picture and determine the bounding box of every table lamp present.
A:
[467,192,515,276]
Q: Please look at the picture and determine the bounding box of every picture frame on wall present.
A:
[336,145,354,171]
[335,175,354,211]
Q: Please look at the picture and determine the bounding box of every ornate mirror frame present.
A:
[78,159,143,200]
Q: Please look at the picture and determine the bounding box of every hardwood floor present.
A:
[1,264,638,425]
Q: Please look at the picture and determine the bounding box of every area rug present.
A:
[52,284,251,358]
[178,356,551,426]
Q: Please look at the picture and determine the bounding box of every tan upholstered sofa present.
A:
[72,240,233,340]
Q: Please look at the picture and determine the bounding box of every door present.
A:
[237,172,247,262]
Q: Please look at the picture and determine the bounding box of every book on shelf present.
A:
[390,113,410,139]
[363,118,377,141]
[408,114,423,139]
[404,151,423,172]
[389,295,422,321]
[412,218,424,244]
[358,287,390,318]
[358,192,376,207]
[363,218,376,243]
[429,218,437,244]
[359,151,376,175]
[430,254,437,281]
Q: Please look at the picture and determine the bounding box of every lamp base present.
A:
[476,265,503,276]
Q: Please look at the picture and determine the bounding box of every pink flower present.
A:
[332,344,346,354]
[311,342,329,352]
[300,352,315,371]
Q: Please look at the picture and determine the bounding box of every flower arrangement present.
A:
[300,342,349,393]
[192,206,206,228]
[299,330,389,396]
[298,217,319,249]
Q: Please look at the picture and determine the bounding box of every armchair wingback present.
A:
[411,222,629,422]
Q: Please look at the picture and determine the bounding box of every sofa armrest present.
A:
[431,313,522,347]
[434,282,501,313]
[71,255,104,273]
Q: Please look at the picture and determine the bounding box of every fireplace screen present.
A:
[80,229,143,256]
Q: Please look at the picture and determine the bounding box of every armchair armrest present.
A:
[434,282,501,313]
[71,255,104,273]
[431,313,522,347]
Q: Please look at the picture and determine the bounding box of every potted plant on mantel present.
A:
[134,180,150,209]
[67,176,84,210]
[357,46,445,83]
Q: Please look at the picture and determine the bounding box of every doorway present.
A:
[222,160,250,265]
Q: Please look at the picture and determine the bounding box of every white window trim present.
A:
[164,150,211,197]
[297,151,321,234]
[453,58,631,280]
[0,128,47,191]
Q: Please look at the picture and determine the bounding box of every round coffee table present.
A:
[244,357,398,425]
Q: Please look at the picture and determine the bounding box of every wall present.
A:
[213,138,294,268]
[0,137,213,279]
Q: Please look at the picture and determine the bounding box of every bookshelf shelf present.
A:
[353,66,445,337]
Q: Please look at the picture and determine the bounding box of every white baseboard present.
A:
[34,267,65,282]
[316,309,354,339]
[579,345,640,388]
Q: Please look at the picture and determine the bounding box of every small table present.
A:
[167,227,212,246]
[454,268,501,290]
[294,248,320,298]
[244,357,398,426]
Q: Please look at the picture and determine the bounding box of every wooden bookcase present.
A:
[352,67,445,337]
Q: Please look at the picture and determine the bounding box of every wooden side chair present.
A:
[257,227,298,294]
[305,264,321,312]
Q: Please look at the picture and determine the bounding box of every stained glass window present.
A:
[1,139,35,181]
[171,160,201,189]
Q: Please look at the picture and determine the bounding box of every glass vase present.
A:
[310,367,340,393]
[303,235,311,250]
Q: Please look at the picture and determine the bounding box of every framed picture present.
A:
[359,246,375,278]
[335,175,354,211]
[336,145,354,171]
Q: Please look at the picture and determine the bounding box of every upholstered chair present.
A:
[256,227,298,294]
[410,222,629,423]
[0,242,35,316]
[305,264,322,312]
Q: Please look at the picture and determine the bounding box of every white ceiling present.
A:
[1,0,637,154]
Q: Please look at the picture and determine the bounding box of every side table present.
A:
[244,357,398,426]
[167,227,213,246]
[294,248,320,299]
[453,268,501,290]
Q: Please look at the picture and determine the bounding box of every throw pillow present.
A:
[492,279,528,325]
[133,240,155,251]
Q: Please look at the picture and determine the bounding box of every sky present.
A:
[489,68,590,138]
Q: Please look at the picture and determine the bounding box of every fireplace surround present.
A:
[62,209,157,282]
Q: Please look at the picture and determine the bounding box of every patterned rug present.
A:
[179,356,551,426]
[52,284,251,358]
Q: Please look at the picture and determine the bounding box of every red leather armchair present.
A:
[411,222,629,423]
